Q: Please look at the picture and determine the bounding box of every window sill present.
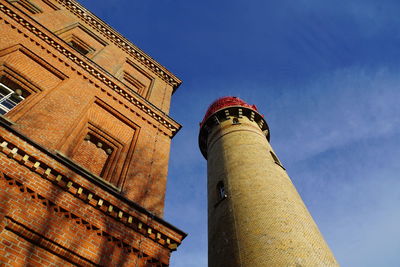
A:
[0,115,14,126]
[274,161,286,170]
[214,194,227,208]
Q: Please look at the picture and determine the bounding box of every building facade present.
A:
[199,97,338,267]
[0,0,185,266]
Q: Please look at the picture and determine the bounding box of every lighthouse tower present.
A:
[199,97,338,267]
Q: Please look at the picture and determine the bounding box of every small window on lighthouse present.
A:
[232,117,240,125]
[270,151,285,169]
[217,181,226,200]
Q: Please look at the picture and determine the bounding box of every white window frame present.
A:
[0,82,24,115]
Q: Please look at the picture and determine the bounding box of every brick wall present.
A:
[0,116,184,266]
[0,0,181,216]
[0,0,185,265]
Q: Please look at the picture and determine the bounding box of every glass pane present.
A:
[2,99,17,109]
[0,84,12,96]
[10,94,23,103]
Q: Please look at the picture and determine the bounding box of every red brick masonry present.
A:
[0,0,186,265]
[0,119,185,266]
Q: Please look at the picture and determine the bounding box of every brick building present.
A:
[0,0,186,266]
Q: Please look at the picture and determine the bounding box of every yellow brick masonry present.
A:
[206,116,339,267]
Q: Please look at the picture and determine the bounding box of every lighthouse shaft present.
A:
[200,97,338,267]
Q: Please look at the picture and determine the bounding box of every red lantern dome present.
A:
[200,96,259,127]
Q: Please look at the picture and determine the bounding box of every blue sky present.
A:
[79,1,400,266]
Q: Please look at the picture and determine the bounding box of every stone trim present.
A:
[0,135,182,251]
[55,0,182,91]
[0,2,181,137]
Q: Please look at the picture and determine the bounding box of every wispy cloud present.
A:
[266,67,400,163]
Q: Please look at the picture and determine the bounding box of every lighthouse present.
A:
[199,97,338,267]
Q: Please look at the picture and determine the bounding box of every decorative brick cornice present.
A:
[0,2,181,137]
[0,135,182,252]
[56,0,182,91]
